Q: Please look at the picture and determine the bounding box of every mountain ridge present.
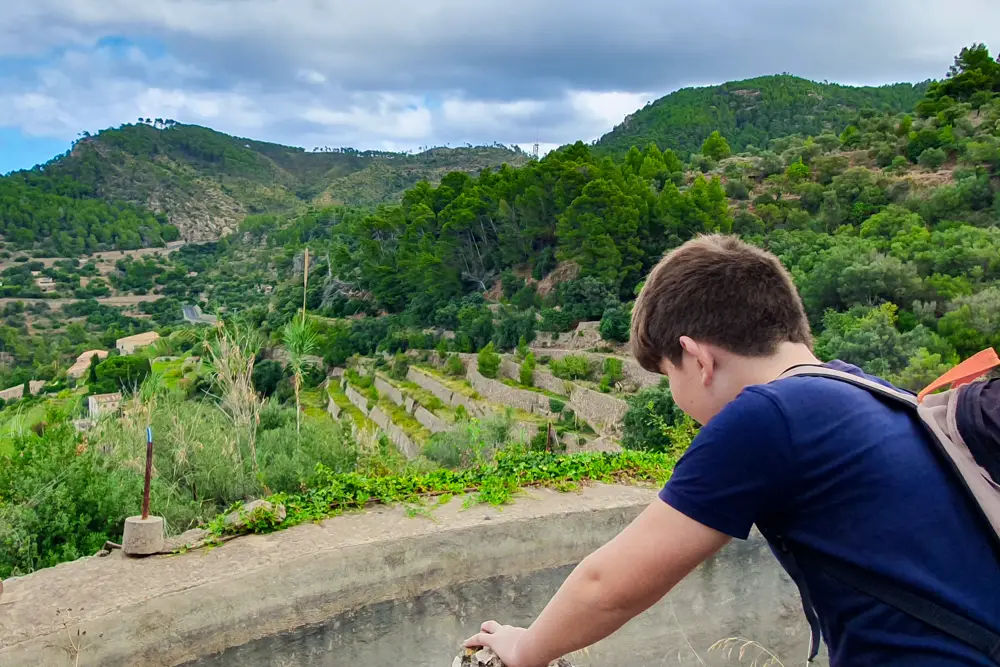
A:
[594,74,931,157]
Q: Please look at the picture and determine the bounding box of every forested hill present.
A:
[594,75,930,158]
[15,122,529,245]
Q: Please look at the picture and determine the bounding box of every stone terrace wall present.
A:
[532,321,603,351]
[406,367,484,417]
[467,364,548,415]
[535,349,659,391]
[517,363,571,397]
[414,406,448,434]
[345,386,370,414]
[374,376,404,406]
[569,385,628,434]
[369,406,419,459]
[327,397,342,420]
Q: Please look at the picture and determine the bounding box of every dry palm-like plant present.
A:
[282,315,319,436]
[708,637,785,667]
[206,319,264,472]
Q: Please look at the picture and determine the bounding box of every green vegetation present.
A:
[2,44,1000,580]
[595,75,929,158]
[211,447,674,538]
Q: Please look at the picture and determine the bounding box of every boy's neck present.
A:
[723,342,822,392]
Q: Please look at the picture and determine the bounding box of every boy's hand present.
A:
[463,621,539,667]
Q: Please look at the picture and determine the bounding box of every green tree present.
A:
[477,342,501,378]
[785,158,811,184]
[520,352,536,387]
[918,147,948,171]
[701,131,732,161]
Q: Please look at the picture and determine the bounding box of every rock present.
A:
[223,500,287,531]
[454,647,574,667]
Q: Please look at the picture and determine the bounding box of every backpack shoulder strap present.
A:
[793,543,1000,664]
[778,364,918,408]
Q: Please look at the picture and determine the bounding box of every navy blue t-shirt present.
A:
[660,361,1000,666]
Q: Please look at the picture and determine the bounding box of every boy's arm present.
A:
[464,500,730,667]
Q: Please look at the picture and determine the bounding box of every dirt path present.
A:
[0,241,186,275]
[0,295,162,310]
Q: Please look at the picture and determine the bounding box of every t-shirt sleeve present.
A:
[659,388,796,539]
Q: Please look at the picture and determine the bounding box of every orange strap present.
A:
[918,348,1000,403]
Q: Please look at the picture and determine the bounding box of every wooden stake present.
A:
[141,426,153,520]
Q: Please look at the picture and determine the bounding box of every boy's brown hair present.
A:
[631,234,813,373]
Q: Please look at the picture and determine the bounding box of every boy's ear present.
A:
[679,336,716,386]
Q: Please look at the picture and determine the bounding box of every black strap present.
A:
[795,544,1000,664]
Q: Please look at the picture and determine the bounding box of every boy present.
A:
[465,235,1000,666]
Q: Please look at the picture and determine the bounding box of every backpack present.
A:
[771,348,1000,664]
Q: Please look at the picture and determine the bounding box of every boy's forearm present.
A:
[515,555,652,666]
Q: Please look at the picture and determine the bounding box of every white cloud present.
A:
[2,0,999,162]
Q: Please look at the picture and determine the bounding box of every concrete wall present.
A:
[0,485,823,667]
[368,406,419,459]
[327,397,342,420]
[374,377,404,406]
[414,405,448,434]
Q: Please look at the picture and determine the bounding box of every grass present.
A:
[208,449,676,538]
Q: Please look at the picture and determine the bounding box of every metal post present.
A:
[141,426,153,520]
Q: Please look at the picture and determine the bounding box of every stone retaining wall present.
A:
[406,367,484,417]
[467,365,547,415]
[374,376,404,406]
[414,406,449,434]
[536,349,659,391]
[532,321,603,351]
[569,384,628,433]
[327,397,342,420]
[345,386,370,413]
[369,406,419,459]
[524,365,572,397]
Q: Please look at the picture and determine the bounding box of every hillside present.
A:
[35,122,530,242]
[594,75,930,157]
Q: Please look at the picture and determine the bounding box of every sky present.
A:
[1,0,999,174]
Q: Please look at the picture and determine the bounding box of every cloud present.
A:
[1,0,999,167]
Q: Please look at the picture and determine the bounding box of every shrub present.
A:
[389,353,410,381]
[436,339,449,360]
[422,413,518,469]
[520,352,536,387]
[550,355,593,381]
[599,305,631,343]
[445,354,466,377]
[621,382,690,453]
[918,147,948,171]
[548,398,566,414]
[477,343,501,378]
[92,355,152,394]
